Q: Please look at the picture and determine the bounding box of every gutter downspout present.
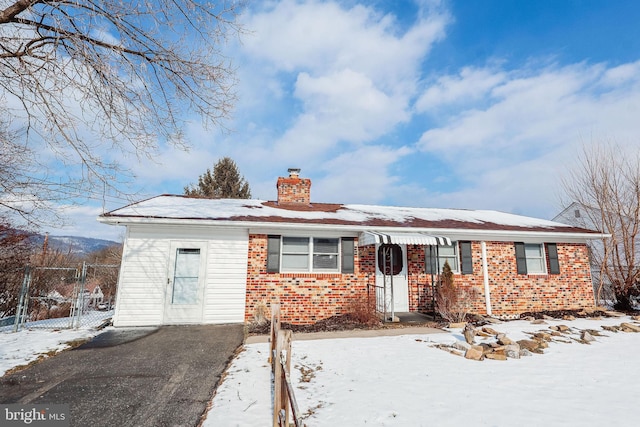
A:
[481,241,492,316]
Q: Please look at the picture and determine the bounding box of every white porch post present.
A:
[481,241,492,316]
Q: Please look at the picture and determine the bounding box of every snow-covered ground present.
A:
[204,315,640,427]
[0,311,112,377]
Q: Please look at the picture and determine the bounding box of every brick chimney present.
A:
[277,168,311,205]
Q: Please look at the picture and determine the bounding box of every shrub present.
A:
[435,261,477,323]
[345,295,379,325]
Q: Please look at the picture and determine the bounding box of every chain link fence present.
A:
[1,262,119,332]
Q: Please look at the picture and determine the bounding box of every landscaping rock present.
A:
[463,324,476,344]
[620,323,640,333]
[465,346,484,361]
[478,343,494,354]
[535,339,549,349]
[519,349,533,357]
[517,339,543,353]
[605,311,624,317]
[602,325,620,333]
[563,315,576,321]
[533,332,552,341]
[485,352,508,361]
[531,319,547,325]
[481,326,499,336]
[452,340,472,352]
[497,335,515,346]
[581,331,596,343]
[505,344,521,359]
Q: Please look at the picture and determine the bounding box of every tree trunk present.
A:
[613,292,634,312]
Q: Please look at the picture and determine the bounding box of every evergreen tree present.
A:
[184,157,252,199]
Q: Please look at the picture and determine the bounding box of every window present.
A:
[525,244,545,273]
[313,238,339,270]
[377,244,403,275]
[281,237,309,271]
[267,236,353,273]
[172,248,201,304]
[426,243,459,274]
[515,242,554,275]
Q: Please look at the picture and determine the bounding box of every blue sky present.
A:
[46,0,640,241]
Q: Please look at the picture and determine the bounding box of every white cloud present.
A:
[312,144,414,203]
[235,0,450,201]
[244,0,447,86]
[414,60,640,217]
[416,66,506,111]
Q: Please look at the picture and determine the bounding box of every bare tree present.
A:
[0,1,243,226]
[184,156,251,198]
[0,217,32,317]
[562,143,640,311]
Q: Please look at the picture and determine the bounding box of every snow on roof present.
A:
[100,195,599,234]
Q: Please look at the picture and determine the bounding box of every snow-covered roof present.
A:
[99,195,600,235]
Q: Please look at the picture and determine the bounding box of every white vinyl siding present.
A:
[112,226,247,327]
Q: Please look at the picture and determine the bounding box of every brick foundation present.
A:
[245,236,596,324]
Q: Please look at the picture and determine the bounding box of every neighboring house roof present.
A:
[99,195,602,239]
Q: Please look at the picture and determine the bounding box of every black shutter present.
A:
[515,242,527,274]
[547,243,560,274]
[341,238,355,274]
[267,235,280,273]
[460,241,473,274]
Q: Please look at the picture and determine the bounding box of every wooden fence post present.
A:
[282,329,292,426]
[269,304,280,364]
[273,331,282,427]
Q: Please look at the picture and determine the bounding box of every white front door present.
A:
[375,243,409,313]
[164,241,207,324]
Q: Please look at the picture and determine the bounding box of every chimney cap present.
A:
[287,168,301,177]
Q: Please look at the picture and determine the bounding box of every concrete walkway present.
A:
[0,324,244,427]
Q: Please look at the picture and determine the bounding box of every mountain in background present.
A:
[29,234,121,257]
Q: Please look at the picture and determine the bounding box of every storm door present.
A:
[164,241,207,324]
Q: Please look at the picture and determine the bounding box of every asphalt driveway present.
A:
[0,324,244,427]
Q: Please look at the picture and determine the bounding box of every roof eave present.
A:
[97,216,607,242]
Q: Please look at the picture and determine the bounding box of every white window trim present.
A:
[280,236,341,273]
[524,243,547,275]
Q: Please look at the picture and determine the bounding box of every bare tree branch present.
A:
[0,0,244,227]
[561,142,640,310]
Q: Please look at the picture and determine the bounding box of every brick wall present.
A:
[245,236,596,324]
[245,234,372,324]
[276,177,311,205]
[406,241,595,317]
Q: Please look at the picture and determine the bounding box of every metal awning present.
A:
[358,231,451,246]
